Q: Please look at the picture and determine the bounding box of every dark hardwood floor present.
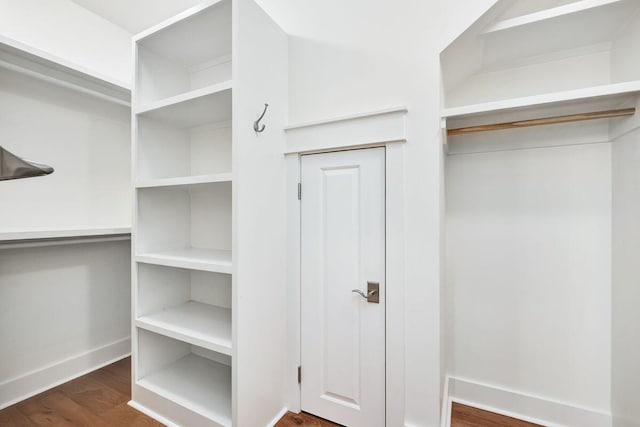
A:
[0,358,542,426]
[451,402,543,427]
[275,411,342,426]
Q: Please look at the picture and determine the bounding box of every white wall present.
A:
[276,1,442,424]
[248,0,497,424]
[0,68,131,230]
[612,125,640,427]
[0,0,132,87]
[0,240,131,408]
[446,140,612,413]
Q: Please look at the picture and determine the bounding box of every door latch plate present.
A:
[367,281,379,303]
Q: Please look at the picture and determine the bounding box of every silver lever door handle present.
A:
[351,282,380,303]
[351,289,376,298]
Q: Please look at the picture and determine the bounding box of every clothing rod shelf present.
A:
[447,108,636,136]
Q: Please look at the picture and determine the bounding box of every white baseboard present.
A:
[0,337,131,410]
[445,376,612,427]
[613,416,640,427]
[266,407,289,427]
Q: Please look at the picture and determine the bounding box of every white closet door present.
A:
[300,148,385,427]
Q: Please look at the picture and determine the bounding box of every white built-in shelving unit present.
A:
[131,1,288,426]
[441,1,640,425]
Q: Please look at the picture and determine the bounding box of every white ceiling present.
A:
[70,0,205,34]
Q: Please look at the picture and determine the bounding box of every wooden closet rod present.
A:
[447,108,636,136]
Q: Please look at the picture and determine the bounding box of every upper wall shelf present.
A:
[484,0,627,34]
[443,81,640,119]
[135,0,231,56]
[441,0,640,110]
[480,0,638,68]
[0,35,130,106]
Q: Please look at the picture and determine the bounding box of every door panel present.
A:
[301,148,385,427]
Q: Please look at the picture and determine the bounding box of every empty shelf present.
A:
[484,0,627,34]
[137,301,232,355]
[136,173,232,189]
[135,81,232,116]
[479,0,640,67]
[443,81,640,119]
[136,248,232,273]
[137,354,231,426]
[136,84,232,128]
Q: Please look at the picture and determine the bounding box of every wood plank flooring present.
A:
[0,357,161,427]
[451,402,543,427]
[275,411,342,426]
[0,358,543,426]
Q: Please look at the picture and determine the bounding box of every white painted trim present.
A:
[384,142,406,427]
[285,107,408,154]
[284,139,405,155]
[450,397,553,427]
[0,338,131,410]
[265,407,289,427]
[440,375,450,427]
[128,400,181,427]
[285,106,408,130]
[284,154,301,413]
[445,376,613,427]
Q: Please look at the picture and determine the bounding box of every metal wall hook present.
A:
[253,103,269,133]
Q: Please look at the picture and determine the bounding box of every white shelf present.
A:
[0,35,130,105]
[484,0,626,34]
[478,0,640,68]
[136,85,232,128]
[443,81,640,119]
[0,227,131,242]
[137,301,232,356]
[136,248,232,274]
[136,173,232,189]
[137,354,231,426]
[135,81,232,116]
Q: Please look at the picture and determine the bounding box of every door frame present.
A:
[285,140,406,427]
